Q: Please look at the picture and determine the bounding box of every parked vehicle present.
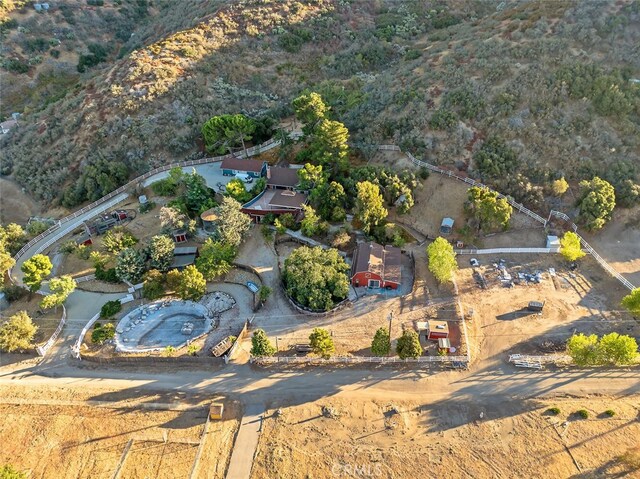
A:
[235,173,253,184]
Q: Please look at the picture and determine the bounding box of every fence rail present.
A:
[35,304,66,357]
[382,145,635,291]
[456,247,557,255]
[251,355,468,365]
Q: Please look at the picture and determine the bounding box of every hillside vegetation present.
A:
[1,0,638,220]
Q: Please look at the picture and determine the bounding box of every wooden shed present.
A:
[209,403,224,420]
[426,320,449,340]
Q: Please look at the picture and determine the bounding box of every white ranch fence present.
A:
[251,355,468,365]
[456,247,557,255]
[382,146,636,291]
[35,304,67,357]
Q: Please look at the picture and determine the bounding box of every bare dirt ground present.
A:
[457,254,639,365]
[0,385,239,479]
[584,205,640,286]
[253,395,640,479]
[0,177,40,224]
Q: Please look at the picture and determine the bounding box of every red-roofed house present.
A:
[351,242,402,289]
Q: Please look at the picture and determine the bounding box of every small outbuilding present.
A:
[527,301,545,312]
[440,217,454,235]
[426,320,449,340]
[209,403,224,420]
[172,230,188,243]
[200,208,219,234]
[0,119,18,134]
[170,246,198,270]
[546,235,561,252]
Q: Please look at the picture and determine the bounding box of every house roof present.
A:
[220,157,265,173]
[352,242,402,284]
[174,246,197,256]
[0,119,18,132]
[267,167,299,187]
[170,254,196,269]
[427,320,449,334]
[268,190,307,209]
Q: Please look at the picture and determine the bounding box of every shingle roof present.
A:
[267,167,299,187]
[352,242,402,284]
[268,190,307,209]
[220,157,265,173]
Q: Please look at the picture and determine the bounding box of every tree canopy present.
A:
[102,227,138,254]
[172,265,206,301]
[21,254,52,292]
[309,327,335,358]
[355,181,388,234]
[250,329,277,357]
[115,248,145,284]
[0,311,37,352]
[201,114,257,155]
[577,176,616,231]
[396,329,422,359]
[465,186,512,232]
[195,239,236,280]
[212,197,251,248]
[0,223,26,255]
[293,92,328,135]
[559,231,586,262]
[427,237,458,283]
[567,333,638,366]
[283,246,350,311]
[622,288,640,316]
[40,275,76,310]
[371,327,391,356]
[147,235,175,272]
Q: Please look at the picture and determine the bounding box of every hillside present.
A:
[0,0,639,218]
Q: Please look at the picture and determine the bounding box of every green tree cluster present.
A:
[102,227,138,254]
[115,248,145,283]
[474,137,519,178]
[355,181,388,234]
[622,288,640,316]
[20,254,52,293]
[396,329,422,359]
[427,237,458,283]
[465,186,512,233]
[92,323,115,345]
[201,114,256,155]
[196,239,237,281]
[283,246,350,311]
[567,333,638,366]
[40,276,76,310]
[0,311,37,352]
[309,327,335,358]
[142,269,166,300]
[559,232,586,262]
[371,327,391,356]
[147,235,175,272]
[577,176,616,231]
[250,329,276,357]
[211,197,251,248]
[166,265,206,301]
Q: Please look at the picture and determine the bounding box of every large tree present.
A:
[115,248,145,284]
[355,181,388,234]
[142,269,166,300]
[213,197,251,247]
[183,170,213,214]
[311,181,347,222]
[102,227,138,254]
[309,327,335,358]
[0,247,15,275]
[300,205,321,237]
[396,329,422,359]
[174,265,206,301]
[577,176,616,231]
[293,92,328,135]
[147,235,175,272]
[201,114,257,155]
[40,275,76,310]
[371,327,391,356]
[427,237,458,283]
[559,231,586,262]
[566,333,599,366]
[159,206,189,232]
[195,239,237,280]
[622,288,640,316]
[598,333,638,365]
[310,118,350,170]
[465,186,512,233]
[0,223,26,255]
[250,329,277,357]
[20,254,52,293]
[283,246,350,311]
[0,311,38,352]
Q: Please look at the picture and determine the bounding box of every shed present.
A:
[440,217,454,235]
[209,403,224,420]
[546,235,561,252]
[438,338,452,352]
[527,301,545,312]
[220,157,266,178]
[426,320,449,340]
[200,208,219,234]
[173,230,187,243]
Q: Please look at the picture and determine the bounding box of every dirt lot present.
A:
[253,395,640,479]
[457,254,639,365]
[0,386,239,479]
[0,177,40,225]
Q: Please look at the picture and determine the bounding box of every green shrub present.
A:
[3,59,30,74]
[2,284,28,303]
[100,300,122,319]
[604,409,616,417]
[429,109,458,130]
[91,323,115,344]
[547,407,561,415]
[95,265,119,283]
[576,409,589,419]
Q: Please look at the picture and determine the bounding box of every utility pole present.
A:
[388,310,393,346]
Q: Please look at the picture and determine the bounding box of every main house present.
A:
[266,166,300,190]
[241,189,308,222]
[220,157,267,178]
[351,242,402,289]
